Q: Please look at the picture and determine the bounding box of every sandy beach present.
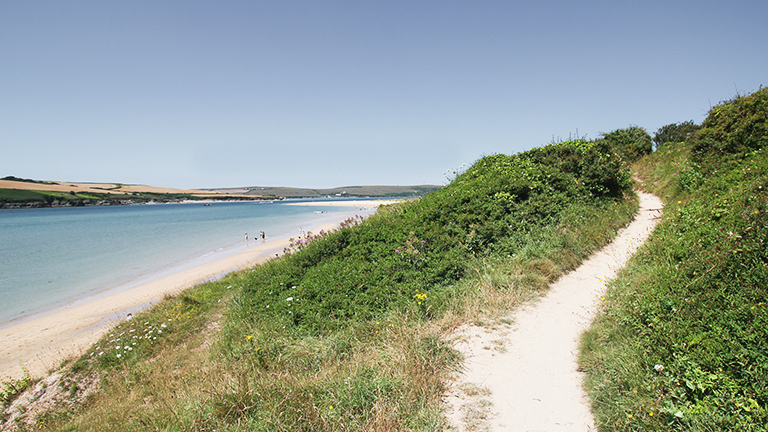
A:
[0,200,396,381]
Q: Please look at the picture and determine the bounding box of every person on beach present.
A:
[260,231,265,242]
[245,232,248,242]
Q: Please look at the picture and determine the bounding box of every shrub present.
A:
[689,87,768,172]
[598,126,653,163]
[653,120,700,149]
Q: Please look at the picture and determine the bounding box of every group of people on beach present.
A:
[245,231,266,243]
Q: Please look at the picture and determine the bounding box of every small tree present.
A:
[653,120,700,149]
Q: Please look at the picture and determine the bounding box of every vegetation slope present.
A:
[581,87,768,430]
[3,133,642,431]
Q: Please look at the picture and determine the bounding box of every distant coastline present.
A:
[0,195,270,209]
[0,176,272,209]
[0,177,440,209]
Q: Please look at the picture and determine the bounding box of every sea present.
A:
[0,199,373,326]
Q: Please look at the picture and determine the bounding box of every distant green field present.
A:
[0,188,51,203]
[0,188,261,207]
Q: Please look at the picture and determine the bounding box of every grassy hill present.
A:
[2,134,641,430]
[0,178,268,208]
[581,87,767,430]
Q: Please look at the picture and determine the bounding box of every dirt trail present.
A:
[445,192,663,431]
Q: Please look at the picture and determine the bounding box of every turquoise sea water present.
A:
[0,200,369,325]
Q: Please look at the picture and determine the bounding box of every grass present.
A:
[580,88,768,430]
[4,136,643,430]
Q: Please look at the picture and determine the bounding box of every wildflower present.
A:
[654,364,664,372]
[286,297,294,302]
[116,354,121,358]
[246,334,254,340]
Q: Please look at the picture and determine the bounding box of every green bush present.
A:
[598,126,653,163]
[1,366,32,409]
[653,120,700,149]
[689,87,768,173]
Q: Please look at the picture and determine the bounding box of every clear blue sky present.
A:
[2,1,766,189]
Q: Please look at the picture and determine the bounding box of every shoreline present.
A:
[0,201,395,380]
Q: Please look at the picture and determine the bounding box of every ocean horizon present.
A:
[0,199,375,325]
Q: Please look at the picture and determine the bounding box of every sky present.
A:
[1,1,766,189]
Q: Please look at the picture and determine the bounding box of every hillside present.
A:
[2,134,641,430]
[0,177,267,208]
[581,87,767,430]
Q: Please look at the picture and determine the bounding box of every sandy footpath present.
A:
[0,200,395,381]
[444,192,663,431]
